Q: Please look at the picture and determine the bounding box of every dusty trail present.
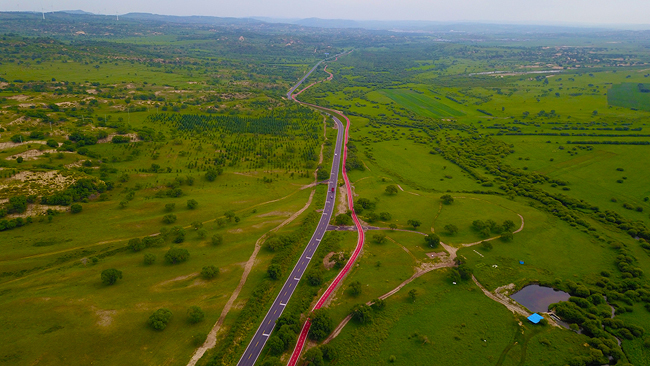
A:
[187,190,316,366]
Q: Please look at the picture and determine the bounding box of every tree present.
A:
[191,221,203,230]
[162,214,177,224]
[205,168,222,182]
[424,233,440,248]
[148,308,173,330]
[503,220,516,232]
[187,199,198,209]
[128,238,145,252]
[197,229,207,239]
[267,336,285,355]
[187,306,205,324]
[165,203,175,212]
[306,270,323,286]
[379,212,392,221]
[351,304,373,324]
[70,204,82,214]
[407,219,421,229]
[481,241,493,250]
[101,268,123,285]
[144,253,156,265]
[211,234,223,246]
[334,214,352,226]
[303,347,324,366]
[224,210,236,221]
[201,265,219,279]
[389,223,398,230]
[349,281,362,296]
[408,289,418,302]
[8,196,27,214]
[501,231,514,242]
[373,233,387,244]
[385,185,398,195]
[165,248,190,264]
[444,224,458,235]
[440,194,454,205]
[371,298,386,311]
[472,220,486,231]
[458,264,473,280]
[308,309,333,341]
[268,264,282,280]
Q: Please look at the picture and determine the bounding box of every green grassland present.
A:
[327,271,593,366]
[608,82,650,111]
[379,89,465,118]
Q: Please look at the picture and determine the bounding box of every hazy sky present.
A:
[1,0,648,25]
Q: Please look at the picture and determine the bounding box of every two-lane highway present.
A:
[236,77,345,366]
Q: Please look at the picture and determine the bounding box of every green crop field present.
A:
[608,82,650,111]
[379,89,466,117]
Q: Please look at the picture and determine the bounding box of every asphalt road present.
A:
[236,92,344,366]
[286,109,365,366]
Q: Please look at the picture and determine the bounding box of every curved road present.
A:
[236,57,346,366]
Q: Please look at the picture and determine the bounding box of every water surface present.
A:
[510,285,570,313]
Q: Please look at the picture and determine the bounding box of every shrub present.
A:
[187,306,205,323]
[148,308,173,330]
[162,214,177,224]
[101,268,122,285]
[187,199,198,209]
[201,265,219,279]
[165,248,190,264]
[268,264,282,280]
[144,253,156,265]
[128,238,145,252]
[211,234,223,246]
[70,204,82,213]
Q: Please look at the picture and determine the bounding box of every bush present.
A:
[201,265,219,279]
[187,306,205,324]
[101,268,123,285]
[424,234,440,248]
[351,304,373,324]
[441,194,454,205]
[211,234,223,246]
[128,238,145,252]
[148,308,173,330]
[164,203,175,212]
[46,139,58,148]
[308,309,333,341]
[144,253,156,265]
[385,185,398,195]
[187,199,198,209]
[70,204,82,214]
[165,248,190,264]
[162,214,177,224]
[349,281,362,296]
[306,270,323,286]
[268,264,282,280]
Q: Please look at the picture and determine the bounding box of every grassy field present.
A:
[379,89,466,118]
[326,271,592,366]
[608,82,650,111]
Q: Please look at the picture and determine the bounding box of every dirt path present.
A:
[461,214,524,247]
[187,190,316,366]
[396,184,419,196]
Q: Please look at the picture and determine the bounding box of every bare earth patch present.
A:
[6,149,58,161]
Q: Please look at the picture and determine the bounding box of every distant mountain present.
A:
[121,13,264,26]
[255,17,610,33]
[60,10,95,15]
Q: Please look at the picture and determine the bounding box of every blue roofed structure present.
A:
[527,313,544,324]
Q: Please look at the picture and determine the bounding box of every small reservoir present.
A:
[510,285,570,313]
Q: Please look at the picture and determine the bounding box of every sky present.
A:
[1,0,648,26]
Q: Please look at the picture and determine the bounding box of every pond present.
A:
[510,284,570,313]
